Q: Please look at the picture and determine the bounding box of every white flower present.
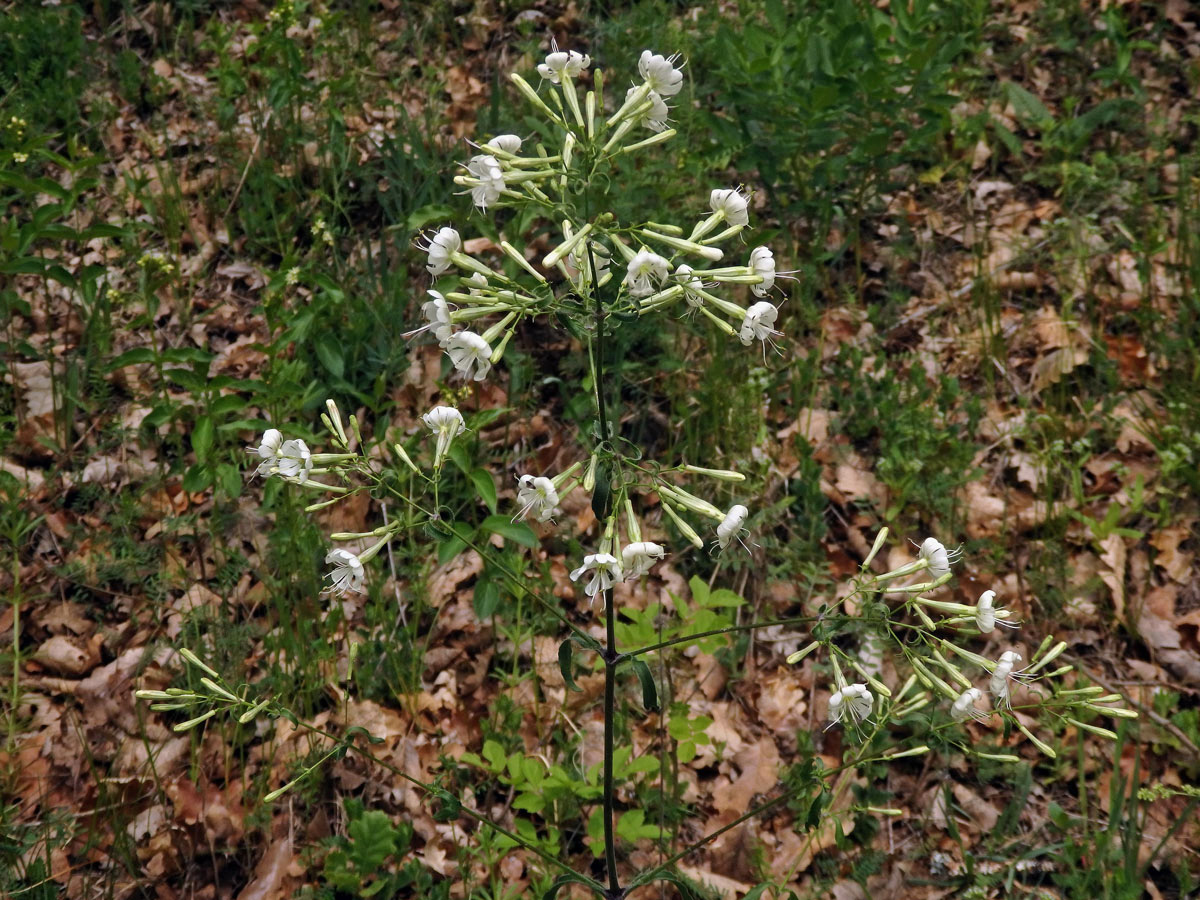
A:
[828,683,873,727]
[918,537,962,579]
[423,405,466,468]
[675,264,705,308]
[623,249,670,298]
[569,553,623,598]
[466,154,506,209]
[466,272,490,295]
[325,549,366,596]
[739,301,780,347]
[715,504,749,551]
[515,475,559,523]
[976,590,1016,632]
[423,227,461,276]
[638,51,684,97]
[250,428,283,477]
[749,246,776,297]
[275,439,312,482]
[625,86,670,132]
[422,290,455,345]
[486,134,522,153]
[537,47,590,83]
[622,541,666,580]
[989,650,1027,707]
[710,188,749,227]
[445,331,493,381]
[951,687,987,722]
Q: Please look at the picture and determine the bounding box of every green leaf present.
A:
[481,739,506,770]
[406,204,454,232]
[164,367,208,393]
[346,809,397,871]
[435,521,473,564]
[0,257,49,275]
[431,788,461,822]
[559,639,582,693]
[480,515,538,548]
[630,658,659,712]
[1004,81,1053,130]
[314,332,345,378]
[590,460,613,520]
[473,573,500,619]
[182,464,211,493]
[107,347,157,369]
[216,463,242,498]
[191,415,214,462]
[542,873,603,900]
[470,468,497,513]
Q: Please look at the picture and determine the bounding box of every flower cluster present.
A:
[249,428,313,483]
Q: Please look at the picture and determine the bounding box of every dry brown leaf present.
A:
[1149,525,1193,584]
[1099,534,1127,623]
[676,865,752,899]
[236,838,294,900]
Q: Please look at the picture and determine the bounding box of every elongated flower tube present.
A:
[569,553,623,599]
[325,548,366,596]
[623,249,670,298]
[715,504,749,551]
[445,331,493,381]
[637,228,722,261]
[749,246,776,297]
[828,683,873,728]
[638,50,684,97]
[275,439,313,483]
[422,405,465,469]
[622,541,665,580]
[656,483,724,520]
[250,428,283,477]
[544,222,594,268]
[515,474,559,523]
[422,227,461,276]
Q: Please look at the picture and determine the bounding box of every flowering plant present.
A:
[138,43,1136,898]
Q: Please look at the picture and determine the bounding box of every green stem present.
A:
[8,554,19,750]
[603,590,619,897]
[621,614,821,660]
[589,241,621,898]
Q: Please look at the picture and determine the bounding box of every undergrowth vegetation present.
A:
[2,0,1198,897]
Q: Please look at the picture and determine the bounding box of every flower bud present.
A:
[543,222,594,269]
[200,677,240,702]
[637,228,723,261]
[660,500,703,549]
[500,241,546,282]
[178,648,220,679]
[786,641,820,665]
[173,710,218,732]
[681,464,744,482]
[238,698,271,724]
[1067,718,1118,740]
